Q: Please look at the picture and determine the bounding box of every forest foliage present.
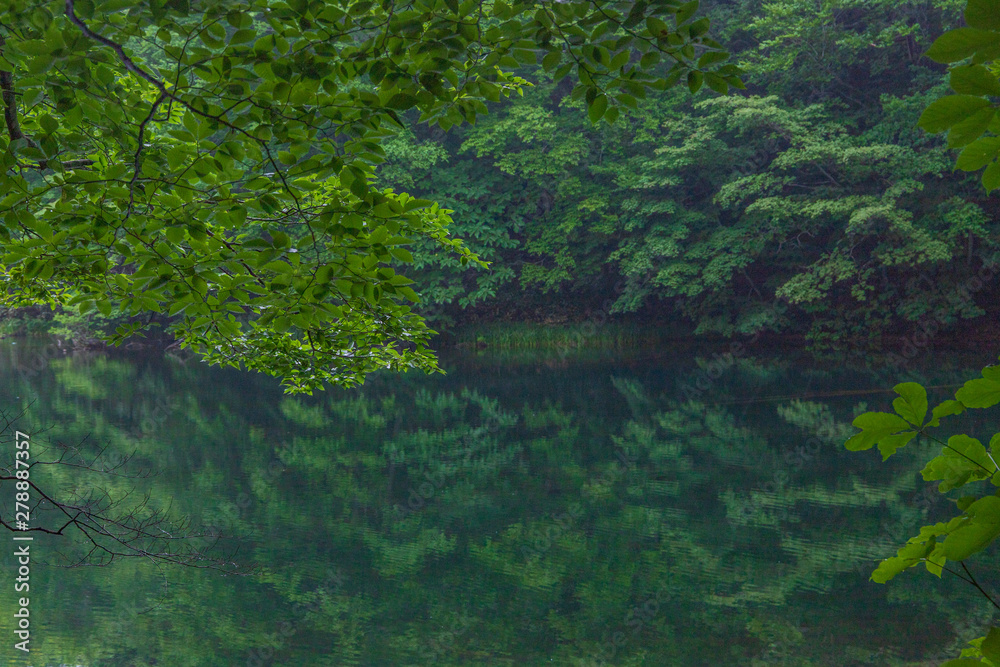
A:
[380,0,1000,346]
[0,0,737,392]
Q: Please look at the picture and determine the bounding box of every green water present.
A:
[0,339,997,666]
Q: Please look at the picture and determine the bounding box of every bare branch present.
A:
[0,415,257,574]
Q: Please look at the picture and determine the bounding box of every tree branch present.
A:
[0,71,32,145]
[64,0,169,95]
[126,91,168,218]
[1,35,94,170]
[65,0,304,212]
[0,33,33,147]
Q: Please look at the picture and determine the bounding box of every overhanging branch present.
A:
[1,35,94,170]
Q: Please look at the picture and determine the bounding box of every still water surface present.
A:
[0,339,996,666]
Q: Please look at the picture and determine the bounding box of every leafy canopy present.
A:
[845,362,1000,666]
[0,0,738,392]
[918,0,1000,192]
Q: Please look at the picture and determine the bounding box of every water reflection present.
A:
[0,339,995,665]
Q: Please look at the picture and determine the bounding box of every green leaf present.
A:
[924,555,943,577]
[350,177,368,199]
[956,137,1000,170]
[646,16,670,37]
[368,226,388,245]
[616,93,638,108]
[984,159,1000,192]
[926,28,1000,64]
[871,555,919,584]
[981,626,1000,661]
[922,434,995,492]
[957,376,1000,408]
[368,60,387,83]
[38,114,58,134]
[623,0,647,28]
[845,412,915,453]
[390,247,413,263]
[588,94,608,124]
[230,29,256,44]
[676,0,699,25]
[687,70,704,93]
[877,431,917,461]
[689,17,711,38]
[168,299,190,316]
[63,105,83,129]
[640,51,661,69]
[165,227,185,244]
[941,496,1000,560]
[704,72,728,94]
[16,40,51,56]
[272,315,291,333]
[928,399,967,427]
[166,146,187,170]
[271,230,290,248]
[892,382,928,426]
[697,51,729,68]
[919,95,992,134]
[541,50,561,72]
[948,107,996,147]
[951,64,1000,96]
[26,54,54,75]
[398,286,420,302]
[958,496,979,511]
[386,93,418,110]
[966,0,1000,30]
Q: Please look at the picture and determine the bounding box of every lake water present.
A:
[0,338,996,666]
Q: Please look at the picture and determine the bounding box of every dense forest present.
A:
[375,0,993,345]
[4,0,997,355]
